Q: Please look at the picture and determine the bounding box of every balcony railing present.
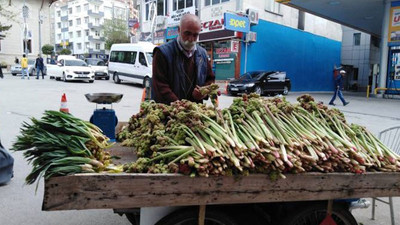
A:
[87,0,103,4]
[88,48,105,54]
[88,23,102,29]
[61,15,68,21]
[88,10,104,17]
[88,35,105,42]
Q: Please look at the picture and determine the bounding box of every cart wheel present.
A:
[281,202,357,225]
[282,86,289,95]
[155,207,239,225]
[126,213,140,225]
[254,86,262,95]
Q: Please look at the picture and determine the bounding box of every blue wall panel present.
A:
[241,19,341,92]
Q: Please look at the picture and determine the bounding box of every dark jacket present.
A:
[335,74,344,90]
[35,57,44,69]
[152,39,214,104]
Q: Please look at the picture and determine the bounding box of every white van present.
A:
[108,42,156,87]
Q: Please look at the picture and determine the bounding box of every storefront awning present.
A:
[281,0,386,37]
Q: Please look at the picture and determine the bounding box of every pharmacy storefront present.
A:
[199,17,242,80]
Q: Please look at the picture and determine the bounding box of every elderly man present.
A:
[329,70,349,106]
[151,13,215,105]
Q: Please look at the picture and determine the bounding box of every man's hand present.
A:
[192,85,207,101]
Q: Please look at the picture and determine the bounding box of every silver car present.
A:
[11,59,47,76]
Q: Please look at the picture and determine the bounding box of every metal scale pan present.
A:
[85,93,123,142]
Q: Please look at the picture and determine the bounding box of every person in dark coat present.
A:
[151,14,215,105]
[35,54,45,79]
[329,70,349,106]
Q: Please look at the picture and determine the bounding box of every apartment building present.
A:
[137,0,343,92]
[341,27,380,92]
[52,0,134,59]
[0,0,51,65]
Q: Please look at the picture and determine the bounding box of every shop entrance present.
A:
[387,46,400,95]
[213,40,236,80]
[214,60,235,80]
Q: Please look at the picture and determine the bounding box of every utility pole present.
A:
[38,9,43,54]
[22,0,29,55]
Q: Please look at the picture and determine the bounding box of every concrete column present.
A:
[236,0,243,12]
[377,0,391,95]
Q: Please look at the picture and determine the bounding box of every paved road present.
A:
[0,74,399,225]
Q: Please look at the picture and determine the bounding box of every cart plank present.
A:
[43,172,400,211]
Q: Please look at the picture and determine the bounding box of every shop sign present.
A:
[201,18,224,33]
[166,26,179,39]
[231,40,239,53]
[389,1,400,43]
[128,18,138,28]
[224,13,250,33]
[214,47,234,59]
[168,6,195,26]
[215,47,231,54]
[154,30,166,40]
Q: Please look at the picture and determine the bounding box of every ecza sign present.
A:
[224,13,250,33]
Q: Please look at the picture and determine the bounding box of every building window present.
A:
[57,11,61,17]
[178,0,184,9]
[68,8,72,14]
[86,42,90,49]
[69,32,73,38]
[95,18,100,25]
[84,4,89,11]
[145,0,155,21]
[69,20,73,26]
[22,40,32,53]
[371,35,380,48]
[157,0,168,16]
[85,30,89,36]
[114,7,126,18]
[104,6,112,18]
[76,18,81,25]
[57,22,61,29]
[77,31,81,37]
[96,43,100,50]
[57,34,61,40]
[265,0,280,14]
[205,0,229,6]
[85,17,89,24]
[95,30,100,36]
[354,33,361,46]
[76,6,81,13]
[77,43,82,50]
[95,5,100,12]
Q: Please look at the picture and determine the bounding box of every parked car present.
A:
[84,58,109,80]
[227,71,291,96]
[108,42,155,87]
[46,59,94,83]
[10,59,47,76]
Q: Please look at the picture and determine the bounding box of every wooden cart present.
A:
[42,145,400,225]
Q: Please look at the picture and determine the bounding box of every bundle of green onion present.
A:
[120,94,400,178]
[12,110,112,188]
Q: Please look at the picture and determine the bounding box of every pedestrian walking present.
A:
[14,57,19,64]
[329,70,349,106]
[21,54,29,80]
[0,65,3,79]
[35,54,45,79]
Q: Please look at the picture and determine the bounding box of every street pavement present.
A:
[0,73,399,225]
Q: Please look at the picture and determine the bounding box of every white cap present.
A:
[340,70,346,74]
